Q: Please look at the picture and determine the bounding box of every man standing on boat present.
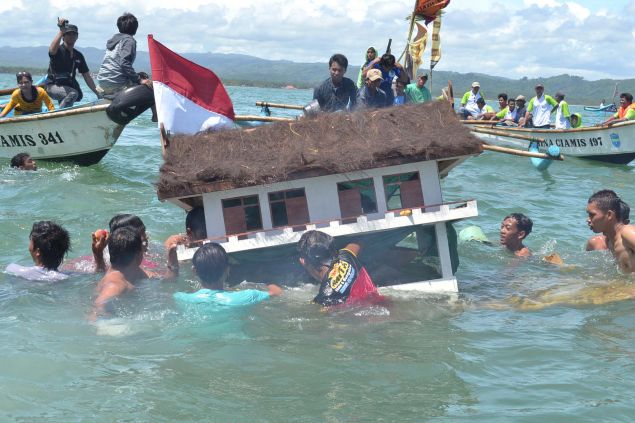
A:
[362,53,408,106]
[600,93,635,126]
[554,92,571,129]
[404,73,432,104]
[313,54,357,112]
[46,18,100,108]
[514,95,527,126]
[521,83,557,129]
[458,82,485,119]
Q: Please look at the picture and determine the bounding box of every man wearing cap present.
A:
[356,69,388,109]
[554,92,571,129]
[514,95,527,125]
[521,84,557,129]
[404,73,432,104]
[459,82,485,119]
[47,18,100,108]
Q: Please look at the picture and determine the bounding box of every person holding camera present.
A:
[46,18,100,108]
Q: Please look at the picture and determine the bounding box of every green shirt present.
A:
[404,83,432,103]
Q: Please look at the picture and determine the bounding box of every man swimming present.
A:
[586,190,635,272]
[499,213,533,257]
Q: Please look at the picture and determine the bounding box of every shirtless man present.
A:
[91,226,178,319]
[586,190,635,272]
[585,190,630,251]
[499,213,532,257]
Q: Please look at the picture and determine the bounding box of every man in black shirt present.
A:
[312,54,356,112]
[47,18,100,108]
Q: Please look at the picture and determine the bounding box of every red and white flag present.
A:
[148,35,235,134]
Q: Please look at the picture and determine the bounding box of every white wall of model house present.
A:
[201,161,445,239]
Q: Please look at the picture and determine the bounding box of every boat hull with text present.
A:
[0,102,124,166]
[471,120,635,164]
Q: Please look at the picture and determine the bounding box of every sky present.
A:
[1,0,634,80]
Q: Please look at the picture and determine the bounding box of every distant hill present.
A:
[1,46,634,104]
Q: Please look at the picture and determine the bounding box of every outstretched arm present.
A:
[49,18,66,56]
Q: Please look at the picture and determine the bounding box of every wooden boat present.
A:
[468,120,635,164]
[0,102,123,166]
[157,101,483,294]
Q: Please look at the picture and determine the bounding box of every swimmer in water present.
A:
[499,213,533,257]
[586,190,630,252]
[173,243,281,307]
[91,226,159,319]
[297,230,381,306]
[10,152,37,170]
[586,190,635,273]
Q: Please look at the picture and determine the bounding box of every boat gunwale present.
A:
[0,103,111,125]
[464,119,635,134]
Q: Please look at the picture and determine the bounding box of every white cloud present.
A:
[0,0,632,80]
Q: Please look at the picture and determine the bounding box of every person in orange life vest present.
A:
[600,93,635,126]
[297,230,382,306]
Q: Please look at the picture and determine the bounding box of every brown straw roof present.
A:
[157,101,482,200]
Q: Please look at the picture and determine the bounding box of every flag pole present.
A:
[399,0,420,63]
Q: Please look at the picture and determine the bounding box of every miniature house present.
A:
[157,102,482,293]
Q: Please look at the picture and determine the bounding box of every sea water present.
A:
[1,73,635,421]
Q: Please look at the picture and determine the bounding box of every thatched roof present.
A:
[157,101,482,200]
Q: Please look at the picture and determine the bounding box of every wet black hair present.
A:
[588,190,630,223]
[328,54,348,71]
[30,221,70,270]
[10,152,30,168]
[505,213,533,239]
[476,97,485,105]
[620,93,633,103]
[498,93,508,101]
[16,71,32,83]
[186,207,207,241]
[108,227,142,268]
[109,214,146,233]
[297,230,337,268]
[192,243,229,286]
[379,53,396,68]
[117,13,138,35]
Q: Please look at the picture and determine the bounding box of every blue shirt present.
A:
[174,288,270,307]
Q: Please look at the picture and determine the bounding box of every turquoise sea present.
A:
[1,72,635,422]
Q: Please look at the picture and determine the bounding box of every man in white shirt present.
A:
[521,83,557,128]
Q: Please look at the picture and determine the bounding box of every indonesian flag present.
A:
[148,35,235,134]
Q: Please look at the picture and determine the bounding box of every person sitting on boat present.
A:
[521,83,557,129]
[313,54,357,113]
[600,99,606,108]
[404,73,432,104]
[600,93,635,126]
[586,190,629,252]
[458,82,485,119]
[10,153,37,171]
[554,92,572,129]
[586,190,635,273]
[297,230,382,307]
[5,221,70,281]
[46,19,100,108]
[468,98,495,120]
[394,79,407,105]
[173,243,282,309]
[490,98,517,126]
[570,112,582,128]
[356,69,388,109]
[356,46,377,89]
[0,72,54,118]
[362,53,408,106]
[96,13,152,98]
[500,213,532,257]
[514,95,527,126]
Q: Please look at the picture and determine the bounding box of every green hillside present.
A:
[1,47,633,104]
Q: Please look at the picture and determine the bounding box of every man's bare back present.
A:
[609,224,635,273]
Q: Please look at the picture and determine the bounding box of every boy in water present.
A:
[173,243,281,307]
[499,213,533,257]
[586,190,635,272]
[10,153,37,170]
[163,206,208,250]
[297,230,381,306]
[5,221,70,281]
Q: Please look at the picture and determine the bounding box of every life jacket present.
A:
[617,103,635,119]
